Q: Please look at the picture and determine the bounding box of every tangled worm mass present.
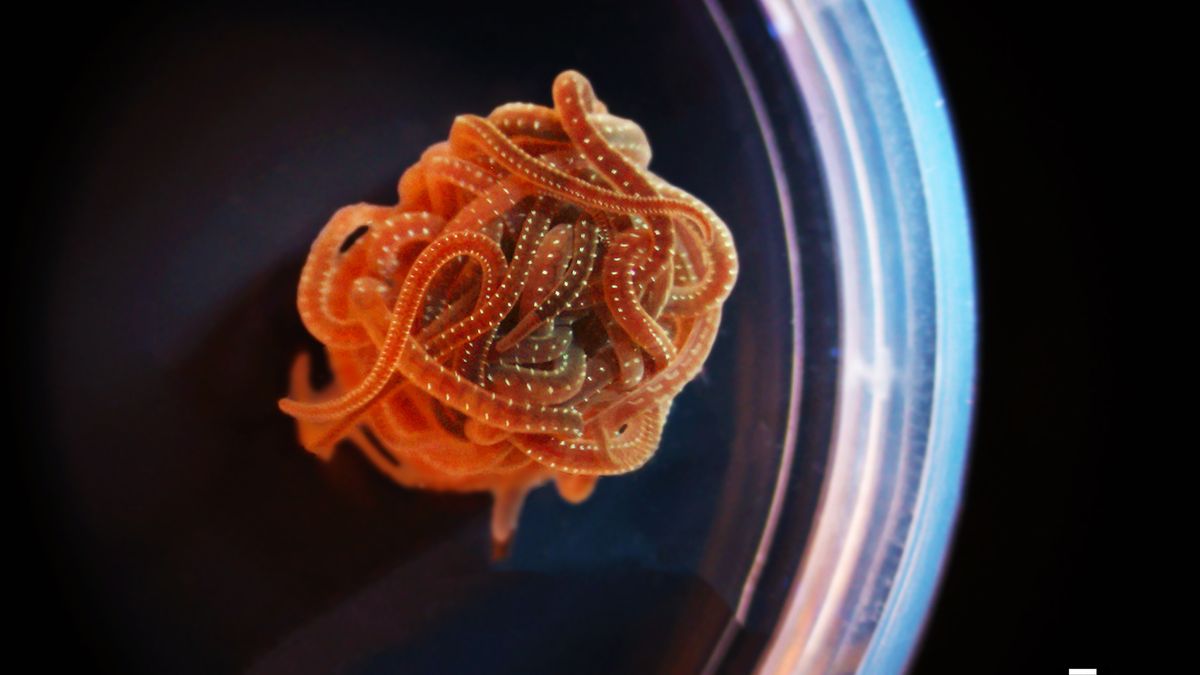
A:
[280,71,738,553]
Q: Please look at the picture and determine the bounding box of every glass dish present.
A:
[32,0,973,672]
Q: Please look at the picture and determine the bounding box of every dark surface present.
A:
[909,2,1140,672]
[11,1,821,673]
[12,1,1140,673]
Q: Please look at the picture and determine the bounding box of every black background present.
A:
[11,1,1137,672]
[908,1,1139,673]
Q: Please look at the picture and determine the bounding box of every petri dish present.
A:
[30,0,974,672]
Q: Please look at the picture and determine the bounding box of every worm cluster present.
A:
[280,71,738,549]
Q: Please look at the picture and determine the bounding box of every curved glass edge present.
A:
[753,0,975,672]
[855,0,976,672]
